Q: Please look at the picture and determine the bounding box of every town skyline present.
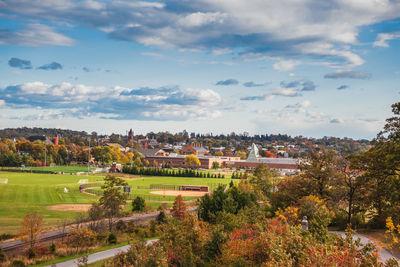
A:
[1,0,400,139]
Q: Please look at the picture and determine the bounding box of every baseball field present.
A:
[0,170,233,234]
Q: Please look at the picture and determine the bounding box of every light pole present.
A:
[87,139,90,175]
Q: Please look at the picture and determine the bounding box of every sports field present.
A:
[25,166,96,173]
[0,171,233,234]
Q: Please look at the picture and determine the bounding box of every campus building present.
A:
[145,155,239,169]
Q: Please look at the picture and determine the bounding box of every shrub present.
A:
[115,220,127,232]
[11,260,25,267]
[26,248,35,259]
[34,246,49,257]
[132,196,146,212]
[156,211,167,224]
[108,233,117,244]
[0,247,6,263]
[67,228,97,252]
[48,243,56,254]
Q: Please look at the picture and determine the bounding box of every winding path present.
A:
[329,231,399,263]
[47,239,158,267]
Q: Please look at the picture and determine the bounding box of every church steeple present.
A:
[128,129,134,140]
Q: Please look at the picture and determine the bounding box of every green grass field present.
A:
[0,171,233,234]
[27,166,96,173]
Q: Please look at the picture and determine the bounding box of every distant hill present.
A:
[0,127,90,138]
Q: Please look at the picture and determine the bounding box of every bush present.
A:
[132,196,146,212]
[116,220,127,232]
[26,247,36,259]
[330,210,348,230]
[108,233,117,244]
[35,246,49,257]
[48,243,56,254]
[156,211,167,224]
[11,260,25,267]
[0,247,6,263]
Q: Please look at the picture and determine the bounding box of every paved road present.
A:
[48,230,398,266]
[48,239,158,267]
[0,207,196,252]
[329,231,398,263]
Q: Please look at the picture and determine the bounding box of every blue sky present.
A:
[0,0,399,139]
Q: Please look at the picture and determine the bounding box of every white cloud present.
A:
[4,0,400,65]
[178,12,227,27]
[273,59,301,71]
[0,24,76,47]
[212,48,232,56]
[0,99,5,108]
[373,32,400,47]
[1,82,224,121]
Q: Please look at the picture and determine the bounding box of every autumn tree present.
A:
[99,175,128,231]
[20,212,43,249]
[299,149,338,199]
[214,151,223,156]
[67,228,97,253]
[185,154,201,168]
[250,164,274,198]
[172,195,187,220]
[336,155,366,226]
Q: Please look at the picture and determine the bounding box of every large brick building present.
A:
[145,155,239,169]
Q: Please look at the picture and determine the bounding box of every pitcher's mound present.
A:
[150,190,209,197]
[47,204,92,212]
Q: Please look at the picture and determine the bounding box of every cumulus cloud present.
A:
[285,100,311,109]
[0,99,5,108]
[273,59,301,71]
[241,79,316,101]
[215,79,239,86]
[8,57,32,69]
[0,81,223,121]
[243,81,268,87]
[3,0,400,66]
[324,70,372,79]
[330,119,342,123]
[337,85,348,90]
[0,24,76,46]
[37,62,63,70]
[280,80,316,91]
[373,32,400,47]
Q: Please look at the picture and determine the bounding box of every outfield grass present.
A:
[0,171,234,234]
[27,166,96,173]
[0,171,98,234]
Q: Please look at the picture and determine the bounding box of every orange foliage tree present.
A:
[20,212,44,249]
[172,195,187,220]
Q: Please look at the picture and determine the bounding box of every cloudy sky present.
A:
[1,0,399,139]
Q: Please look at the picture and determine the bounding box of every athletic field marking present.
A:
[0,178,8,184]
[78,179,88,184]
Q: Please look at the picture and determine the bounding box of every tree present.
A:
[214,151,223,156]
[212,161,220,169]
[235,151,247,160]
[132,196,146,212]
[20,212,43,249]
[299,149,338,199]
[185,154,201,168]
[156,210,167,224]
[92,146,112,163]
[99,175,128,231]
[172,195,187,220]
[250,164,274,198]
[67,228,97,253]
[336,155,366,226]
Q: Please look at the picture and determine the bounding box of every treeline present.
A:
[0,127,89,139]
[122,166,226,178]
